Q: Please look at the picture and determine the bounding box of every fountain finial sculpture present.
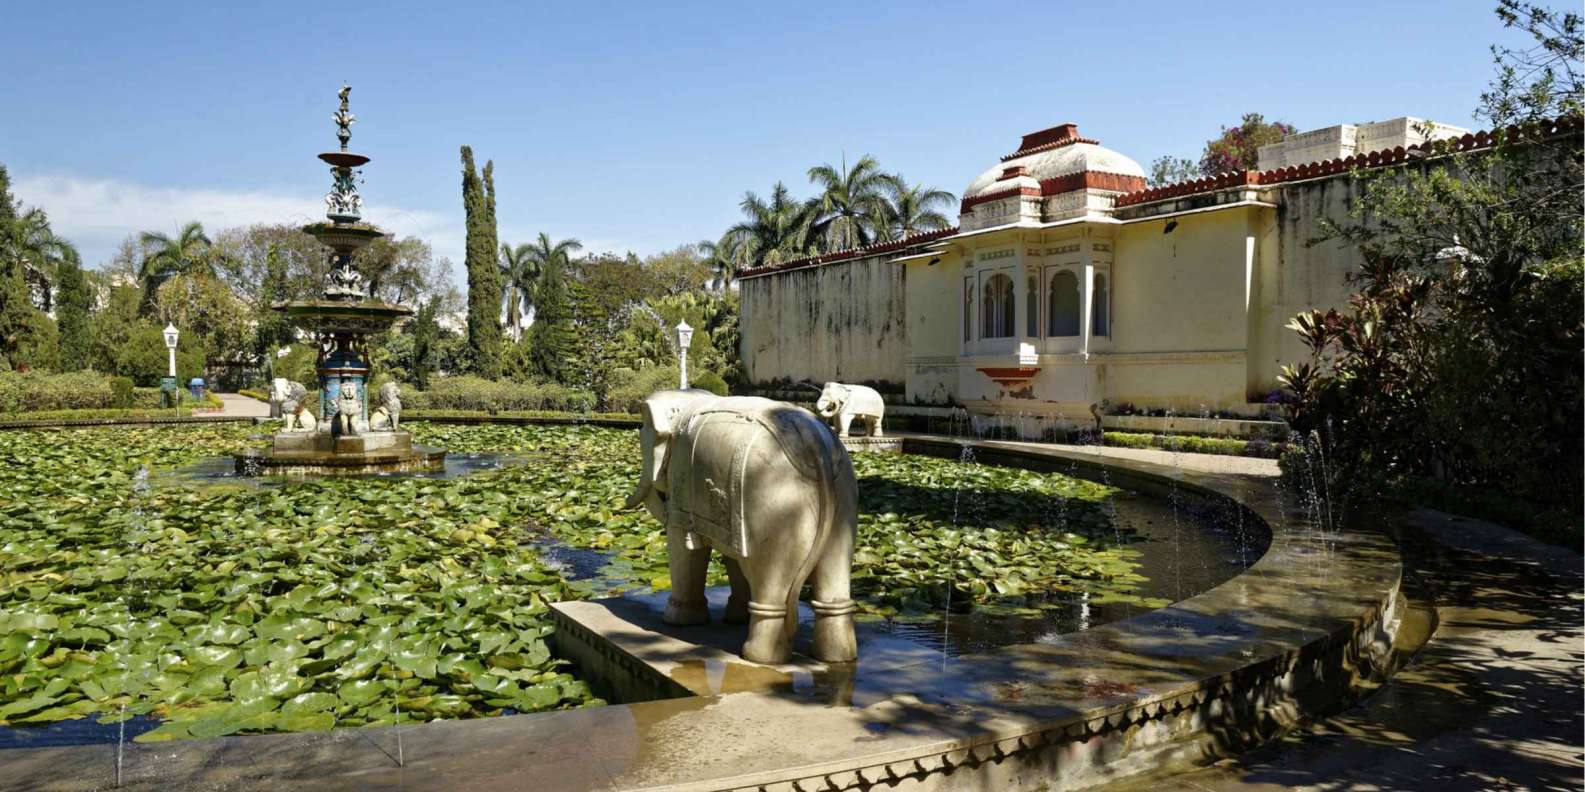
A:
[234,85,443,476]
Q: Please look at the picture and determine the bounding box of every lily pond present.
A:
[0,423,1262,745]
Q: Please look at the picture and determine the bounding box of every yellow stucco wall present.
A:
[738,254,906,389]
[741,172,1392,419]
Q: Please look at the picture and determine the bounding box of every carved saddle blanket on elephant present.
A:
[666,397,845,559]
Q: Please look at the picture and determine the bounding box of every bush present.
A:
[109,377,136,408]
[0,371,115,413]
[605,366,675,414]
[402,376,595,414]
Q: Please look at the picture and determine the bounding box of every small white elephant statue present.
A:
[815,382,885,438]
[369,382,402,431]
[626,391,859,665]
[273,378,317,433]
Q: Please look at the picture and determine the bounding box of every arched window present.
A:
[981,273,1014,338]
[1026,275,1039,337]
[1092,273,1110,337]
[962,278,973,342]
[1047,270,1080,336]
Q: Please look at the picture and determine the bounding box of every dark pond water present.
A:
[867,488,1267,657]
[157,451,522,488]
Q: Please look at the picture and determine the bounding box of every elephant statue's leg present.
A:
[738,555,796,665]
[868,417,883,437]
[809,522,858,663]
[838,413,853,438]
[722,556,751,625]
[662,530,711,626]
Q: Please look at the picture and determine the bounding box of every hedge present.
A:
[0,371,225,416]
[1102,431,1283,459]
[400,376,595,414]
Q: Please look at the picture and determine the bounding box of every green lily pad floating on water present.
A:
[0,422,1147,740]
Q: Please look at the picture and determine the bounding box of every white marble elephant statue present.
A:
[814,382,885,438]
[625,391,859,665]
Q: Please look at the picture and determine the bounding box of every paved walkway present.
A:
[1108,507,1584,792]
[215,392,271,418]
[898,432,1281,478]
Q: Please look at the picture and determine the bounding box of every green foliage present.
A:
[461,147,502,379]
[155,273,249,365]
[272,344,319,391]
[403,376,594,414]
[1281,4,1583,537]
[110,377,136,409]
[54,255,92,371]
[1102,431,1280,458]
[0,422,1154,737]
[136,222,213,316]
[604,366,682,414]
[15,310,58,372]
[0,424,597,737]
[0,250,31,370]
[526,257,575,383]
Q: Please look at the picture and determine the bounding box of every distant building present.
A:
[738,115,1547,429]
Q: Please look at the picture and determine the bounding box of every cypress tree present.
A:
[461,146,503,379]
[0,165,30,369]
[55,254,91,370]
[527,257,574,383]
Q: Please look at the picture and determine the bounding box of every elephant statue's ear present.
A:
[626,394,680,511]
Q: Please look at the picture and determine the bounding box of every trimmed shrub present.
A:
[109,377,135,408]
[0,371,114,414]
[402,376,594,414]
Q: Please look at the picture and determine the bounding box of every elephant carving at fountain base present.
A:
[626,391,858,665]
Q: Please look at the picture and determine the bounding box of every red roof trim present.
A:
[737,227,959,279]
[960,170,1147,213]
[1114,116,1581,208]
[1000,122,1100,161]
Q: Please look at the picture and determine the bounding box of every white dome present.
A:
[964,126,1145,201]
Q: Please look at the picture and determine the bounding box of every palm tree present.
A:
[806,155,896,253]
[523,232,583,317]
[498,241,540,339]
[12,208,77,312]
[696,233,742,292]
[882,179,955,241]
[726,183,816,270]
[137,221,212,314]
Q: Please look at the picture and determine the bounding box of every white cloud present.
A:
[12,173,466,274]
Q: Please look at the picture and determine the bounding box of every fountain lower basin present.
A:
[234,430,445,476]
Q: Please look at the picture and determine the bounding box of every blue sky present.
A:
[3,1,1523,274]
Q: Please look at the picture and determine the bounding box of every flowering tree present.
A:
[1199,113,1296,174]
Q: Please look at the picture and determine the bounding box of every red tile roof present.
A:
[737,227,959,280]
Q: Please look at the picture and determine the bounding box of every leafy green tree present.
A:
[408,296,441,389]
[526,249,576,384]
[461,146,503,378]
[54,252,92,370]
[1147,156,1202,187]
[1281,0,1583,538]
[137,221,213,315]
[155,272,249,368]
[251,244,297,381]
[0,260,33,370]
[807,155,895,252]
[882,179,954,239]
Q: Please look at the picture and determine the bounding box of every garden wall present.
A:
[738,252,907,390]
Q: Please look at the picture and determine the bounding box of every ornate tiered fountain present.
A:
[235,85,445,476]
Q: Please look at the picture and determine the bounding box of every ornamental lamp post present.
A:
[675,320,693,390]
[163,324,179,377]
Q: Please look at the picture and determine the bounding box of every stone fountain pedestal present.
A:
[236,430,445,476]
